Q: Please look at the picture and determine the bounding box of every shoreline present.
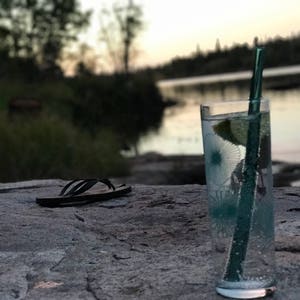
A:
[119,152,300,187]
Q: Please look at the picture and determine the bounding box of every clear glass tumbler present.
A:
[200,99,276,299]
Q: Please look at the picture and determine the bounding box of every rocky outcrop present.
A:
[0,180,299,299]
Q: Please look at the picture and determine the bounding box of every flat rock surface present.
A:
[0,180,299,299]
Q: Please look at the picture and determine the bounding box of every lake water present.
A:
[137,67,300,163]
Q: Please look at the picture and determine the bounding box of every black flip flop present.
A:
[36,178,132,207]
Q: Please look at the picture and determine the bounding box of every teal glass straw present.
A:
[224,47,265,281]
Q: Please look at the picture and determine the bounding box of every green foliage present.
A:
[0,114,128,182]
[69,73,165,148]
[0,80,26,109]
[32,81,76,119]
[0,73,165,180]
[0,80,75,119]
[0,0,90,72]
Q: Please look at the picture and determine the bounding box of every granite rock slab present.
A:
[0,180,299,299]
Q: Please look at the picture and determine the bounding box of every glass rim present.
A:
[200,98,269,108]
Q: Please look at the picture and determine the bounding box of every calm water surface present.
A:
[138,83,300,163]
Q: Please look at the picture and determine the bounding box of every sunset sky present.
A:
[79,0,300,68]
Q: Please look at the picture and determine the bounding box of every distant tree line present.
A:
[1,0,299,80]
[147,34,300,80]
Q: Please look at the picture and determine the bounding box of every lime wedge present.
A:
[213,119,247,146]
[213,113,269,146]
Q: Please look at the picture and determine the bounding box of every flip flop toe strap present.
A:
[59,178,116,197]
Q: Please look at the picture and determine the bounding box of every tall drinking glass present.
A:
[200,99,276,299]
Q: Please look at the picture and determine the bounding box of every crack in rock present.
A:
[86,275,110,300]
[275,246,300,253]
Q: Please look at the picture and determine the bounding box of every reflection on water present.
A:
[138,84,300,163]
